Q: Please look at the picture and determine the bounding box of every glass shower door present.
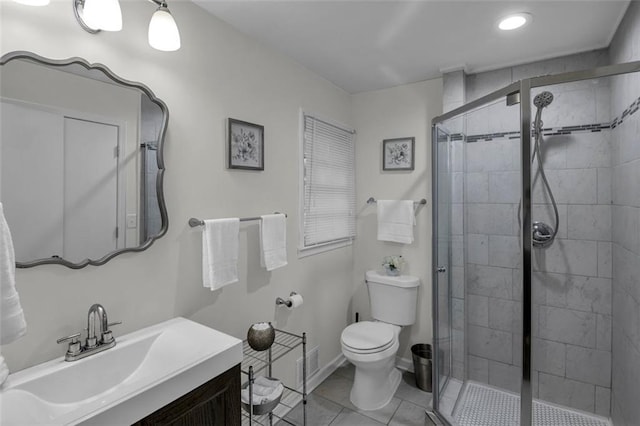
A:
[433,91,525,425]
[433,125,452,406]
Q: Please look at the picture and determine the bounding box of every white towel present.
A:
[241,377,284,405]
[202,218,240,291]
[1,203,27,386]
[1,203,26,344]
[259,214,287,271]
[377,200,415,244]
[0,354,8,386]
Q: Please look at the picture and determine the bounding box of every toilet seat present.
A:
[341,321,397,354]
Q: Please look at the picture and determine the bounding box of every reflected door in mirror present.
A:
[64,118,120,261]
[1,102,123,262]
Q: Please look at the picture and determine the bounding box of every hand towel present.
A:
[377,200,415,244]
[202,218,240,291]
[0,353,8,386]
[1,203,27,387]
[0,203,27,345]
[259,214,287,271]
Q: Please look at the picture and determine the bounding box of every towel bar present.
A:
[188,212,287,227]
[366,197,427,205]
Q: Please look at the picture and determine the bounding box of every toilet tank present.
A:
[365,270,420,326]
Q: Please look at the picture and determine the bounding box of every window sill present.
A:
[297,239,353,258]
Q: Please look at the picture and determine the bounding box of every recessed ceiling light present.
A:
[498,13,531,31]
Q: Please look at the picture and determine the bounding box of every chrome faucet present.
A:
[57,304,121,361]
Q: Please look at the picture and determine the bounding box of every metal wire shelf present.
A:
[241,329,304,375]
[241,328,307,426]
[241,386,302,426]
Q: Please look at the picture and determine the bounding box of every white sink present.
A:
[0,317,242,425]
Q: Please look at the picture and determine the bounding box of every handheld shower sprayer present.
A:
[531,91,559,248]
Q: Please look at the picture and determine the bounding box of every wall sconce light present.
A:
[148,2,181,51]
[73,0,181,51]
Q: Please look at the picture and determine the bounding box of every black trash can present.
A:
[411,343,432,392]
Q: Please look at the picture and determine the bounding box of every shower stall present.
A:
[431,60,640,425]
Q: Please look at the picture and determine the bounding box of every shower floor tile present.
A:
[454,382,611,426]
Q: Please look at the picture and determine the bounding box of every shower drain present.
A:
[454,382,610,426]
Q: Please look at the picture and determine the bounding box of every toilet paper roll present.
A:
[287,294,303,310]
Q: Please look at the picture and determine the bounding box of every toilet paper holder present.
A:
[275,292,298,307]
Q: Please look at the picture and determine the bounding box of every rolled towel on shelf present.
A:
[249,381,276,397]
[254,376,282,390]
[241,376,284,405]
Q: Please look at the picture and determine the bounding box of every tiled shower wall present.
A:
[458,50,615,416]
[609,2,640,424]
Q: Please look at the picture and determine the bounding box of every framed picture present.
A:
[228,118,264,170]
[383,137,415,171]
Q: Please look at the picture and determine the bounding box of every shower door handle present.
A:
[436,266,447,273]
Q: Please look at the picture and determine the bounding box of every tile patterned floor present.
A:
[279,363,438,426]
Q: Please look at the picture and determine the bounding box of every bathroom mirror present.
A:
[0,51,168,269]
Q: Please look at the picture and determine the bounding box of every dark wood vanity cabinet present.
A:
[133,364,241,426]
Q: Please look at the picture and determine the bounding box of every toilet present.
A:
[340,270,420,411]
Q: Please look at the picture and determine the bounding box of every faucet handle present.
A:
[102,321,122,344]
[56,332,81,344]
[57,332,82,356]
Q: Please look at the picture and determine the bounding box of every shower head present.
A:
[533,91,554,108]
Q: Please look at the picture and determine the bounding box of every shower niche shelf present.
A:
[241,328,307,426]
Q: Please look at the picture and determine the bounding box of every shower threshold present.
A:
[453,381,611,426]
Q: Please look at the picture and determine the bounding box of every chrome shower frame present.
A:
[430,60,640,426]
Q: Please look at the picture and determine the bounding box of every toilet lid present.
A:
[341,321,396,353]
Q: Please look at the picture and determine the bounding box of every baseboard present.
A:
[272,353,347,420]
[306,352,347,393]
[396,356,414,373]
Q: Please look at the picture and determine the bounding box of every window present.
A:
[299,111,356,255]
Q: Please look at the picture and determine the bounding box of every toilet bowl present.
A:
[341,321,401,410]
[340,270,420,411]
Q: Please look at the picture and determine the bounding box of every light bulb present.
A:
[498,13,531,31]
[83,0,122,32]
[82,0,101,30]
[12,0,50,6]
[148,6,181,52]
[100,0,122,31]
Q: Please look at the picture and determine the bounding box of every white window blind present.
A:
[301,113,356,250]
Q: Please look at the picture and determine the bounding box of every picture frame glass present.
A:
[383,138,414,170]
[229,119,264,170]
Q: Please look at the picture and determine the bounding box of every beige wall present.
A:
[1,0,443,382]
[0,0,355,380]
[352,79,443,362]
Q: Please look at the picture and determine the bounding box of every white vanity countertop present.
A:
[0,317,242,425]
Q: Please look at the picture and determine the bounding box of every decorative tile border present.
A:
[542,122,611,137]
[611,95,640,129]
[443,95,640,143]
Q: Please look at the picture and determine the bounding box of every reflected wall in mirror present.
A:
[0,51,168,268]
